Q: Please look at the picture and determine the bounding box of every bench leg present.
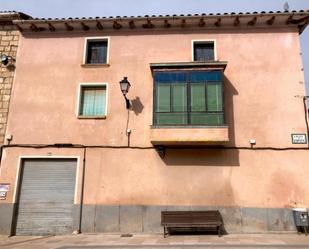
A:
[217,226,220,237]
[217,226,221,237]
[163,226,167,238]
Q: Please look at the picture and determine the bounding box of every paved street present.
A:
[0,233,309,249]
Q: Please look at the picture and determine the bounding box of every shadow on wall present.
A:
[131,96,144,115]
[224,76,238,147]
[161,76,240,167]
[163,148,240,166]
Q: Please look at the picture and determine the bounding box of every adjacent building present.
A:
[0,11,31,145]
[0,10,308,235]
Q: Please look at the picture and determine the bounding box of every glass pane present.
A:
[207,82,223,111]
[190,113,224,125]
[190,84,206,111]
[194,43,214,61]
[87,40,107,64]
[80,87,106,116]
[190,71,222,82]
[93,89,106,115]
[155,113,187,125]
[81,89,94,115]
[154,72,186,83]
[156,84,170,112]
[172,84,187,112]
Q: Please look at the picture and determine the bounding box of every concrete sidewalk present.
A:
[0,233,309,249]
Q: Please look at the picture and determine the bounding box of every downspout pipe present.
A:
[303,96,309,147]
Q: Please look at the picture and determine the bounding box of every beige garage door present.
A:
[15,159,77,235]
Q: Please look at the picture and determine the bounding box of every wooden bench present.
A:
[161,210,224,237]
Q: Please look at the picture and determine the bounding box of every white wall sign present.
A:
[291,134,307,144]
[0,184,9,200]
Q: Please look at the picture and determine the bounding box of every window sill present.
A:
[81,63,110,68]
[151,125,228,129]
[77,115,106,119]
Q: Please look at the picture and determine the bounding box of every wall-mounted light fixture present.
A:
[1,54,15,66]
[156,146,165,159]
[119,76,131,109]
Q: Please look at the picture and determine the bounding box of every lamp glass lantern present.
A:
[119,77,131,96]
[1,54,9,66]
[1,54,15,66]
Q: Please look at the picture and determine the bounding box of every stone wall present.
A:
[0,25,19,144]
[79,205,296,234]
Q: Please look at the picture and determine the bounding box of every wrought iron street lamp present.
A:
[119,77,131,109]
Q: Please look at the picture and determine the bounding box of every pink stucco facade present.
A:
[4,30,308,146]
[0,11,308,234]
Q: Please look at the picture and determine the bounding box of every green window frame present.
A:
[153,70,224,126]
[79,85,107,117]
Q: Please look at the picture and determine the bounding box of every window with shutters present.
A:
[84,37,109,65]
[78,84,107,118]
[153,70,224,126]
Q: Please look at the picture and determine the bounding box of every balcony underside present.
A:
[150,126,229,145]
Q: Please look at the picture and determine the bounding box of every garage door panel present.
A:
[15,159,77,235]
[19,193,75,202]
[18,202,74,207]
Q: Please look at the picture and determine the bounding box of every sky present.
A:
[0,0,309,92]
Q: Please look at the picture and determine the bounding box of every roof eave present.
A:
[12,10,309,34]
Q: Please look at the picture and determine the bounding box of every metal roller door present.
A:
[15,159,77,235]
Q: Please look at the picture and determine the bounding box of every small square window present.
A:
[78,85,107,117]
[85,38,108,64]
[193,41,215,61]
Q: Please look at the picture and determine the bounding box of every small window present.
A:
[85,38,108,64]
[78,85,107,117]
[193,41,215,61]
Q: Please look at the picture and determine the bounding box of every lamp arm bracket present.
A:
[124,95,131,109]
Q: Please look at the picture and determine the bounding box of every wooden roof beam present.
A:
[286,15,293,24]
[214,18,221,27]
[30,23,39,32]
[96,21,103,30]
[142,20,154,29]
[248,17,257,26]
[65,22,74,31]
[164,20,171,28]
[15,24,23,32]
[289,15,309,24]
[198,18,205,27]
[129,20,135,29]
[266,16,275,25]
[113,21,122,29]
[234,16,240,26]
[48,23,56,31]
[181,19,186,28]
[81,22,90,31]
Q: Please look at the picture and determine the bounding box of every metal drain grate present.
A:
[120,233,133,237]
